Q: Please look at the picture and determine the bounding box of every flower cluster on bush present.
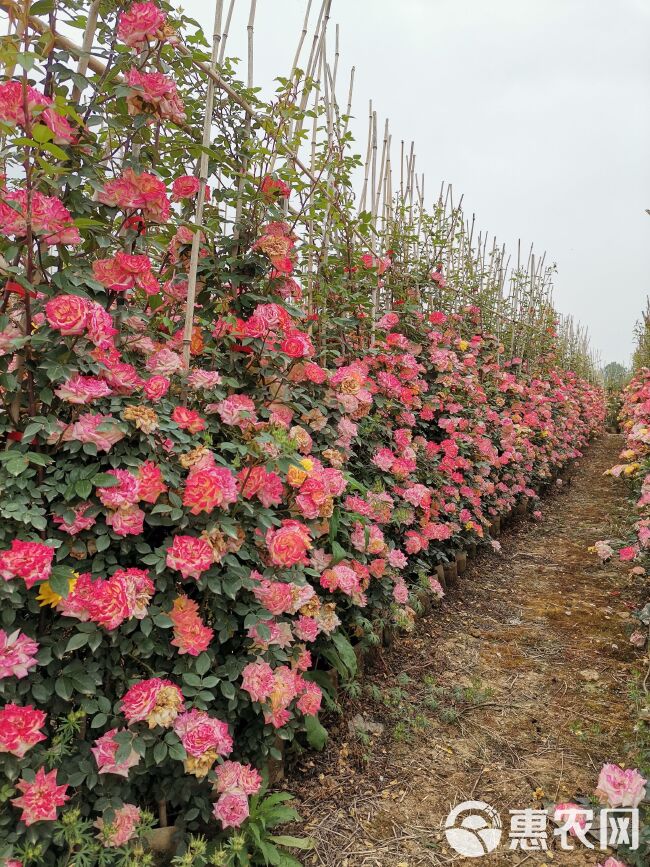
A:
[550,763,647,866]
[0,1,605,862]
[592,368,650,649]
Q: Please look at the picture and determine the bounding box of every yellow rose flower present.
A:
[37,575,78,607]
[287,457,314,487]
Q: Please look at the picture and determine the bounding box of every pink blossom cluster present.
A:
[52,568,153,630]
[213,761,262,828]
[0,629,39,680]
[120,677,184,728]
[168,595,214,656]
[0,704,47,757]
[95,803,142,847]
[241,660,322,728]
[0,190,80,245]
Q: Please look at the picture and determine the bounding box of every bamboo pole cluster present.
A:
[0,0,601,380]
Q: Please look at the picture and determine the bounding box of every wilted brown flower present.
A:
[123,405,159,434]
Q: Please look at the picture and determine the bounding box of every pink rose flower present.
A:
[296,681,322,716]
[91,728,140,777]
[215,761,262,795]
[0,629,39,680]
[126,68,185,124]
[137,461,167,504]
[619,546,637,562]
[171,406,206,433]
[0,704,47,757]
[173,708,232,757]
[143,375,170,400]
[0,540,54,589]
[280,329,314,358]
[213,790,249,829]
[172,175,200,200]
[120,677,184,728]
[241,661,275,703]
[11,767,69,826]
[44,294,90,335]
[595,763,647,808]
[166,535,213,580]
[182,466,238,515]
[65,413,125,452]
[97,469,140,509]
[216,394,257,429]
[0,190,80,245]
[95,803,141,847]
[54,374,113,404]
[52,503,96,536]
[145,347,183,376]
[187,369,222,390]
[265,520,312,567]
[168,595,214,656]
[106,504,145,537]
[118,1,166,48]
[99,169,171,223]
[553,802,588,837]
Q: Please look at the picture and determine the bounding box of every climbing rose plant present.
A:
[0,1,604,863]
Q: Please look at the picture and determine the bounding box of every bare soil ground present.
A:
[288,434,645,866]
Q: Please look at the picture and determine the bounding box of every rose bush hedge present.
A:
[0,1,604,863]
[592,369,650,652]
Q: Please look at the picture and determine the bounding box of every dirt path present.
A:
[290,434,643,866]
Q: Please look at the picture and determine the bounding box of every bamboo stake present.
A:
[290,0,313,78]
[246,0,257,89]
[70,0,100,101]
[232,0,257,242]
[342,65,355,136]
[359,99,373,213]
[373,121,388,228]
[218,0,235,64]
[182,0,223,371]
[332,23,340,92]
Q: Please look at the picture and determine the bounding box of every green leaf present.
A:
[22,421,44,440]
[304,714,328,750]
[5,457,27,476]
[75,479,93,499]
[29,0,54,13]
[65,633,89,653]
[49,569,73,598]
[221,681,236,700]
[54,677,73,701]
[26,451,51,467]
[92,473,120,487]
[95,534,110,552]
[331,631,357,678]
[330,540,347,564]
[32,123,54,144]
[39,141,70,161]
[195,653,211,675]
[268,836,312,850]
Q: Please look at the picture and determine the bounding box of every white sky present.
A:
[183,0,650,367]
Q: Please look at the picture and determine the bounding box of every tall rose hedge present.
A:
[0,1,604,862]
[592,369,650,653]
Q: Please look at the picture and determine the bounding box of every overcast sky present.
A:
[185,0,650,367]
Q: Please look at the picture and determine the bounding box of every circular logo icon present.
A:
[444,800,503,857]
